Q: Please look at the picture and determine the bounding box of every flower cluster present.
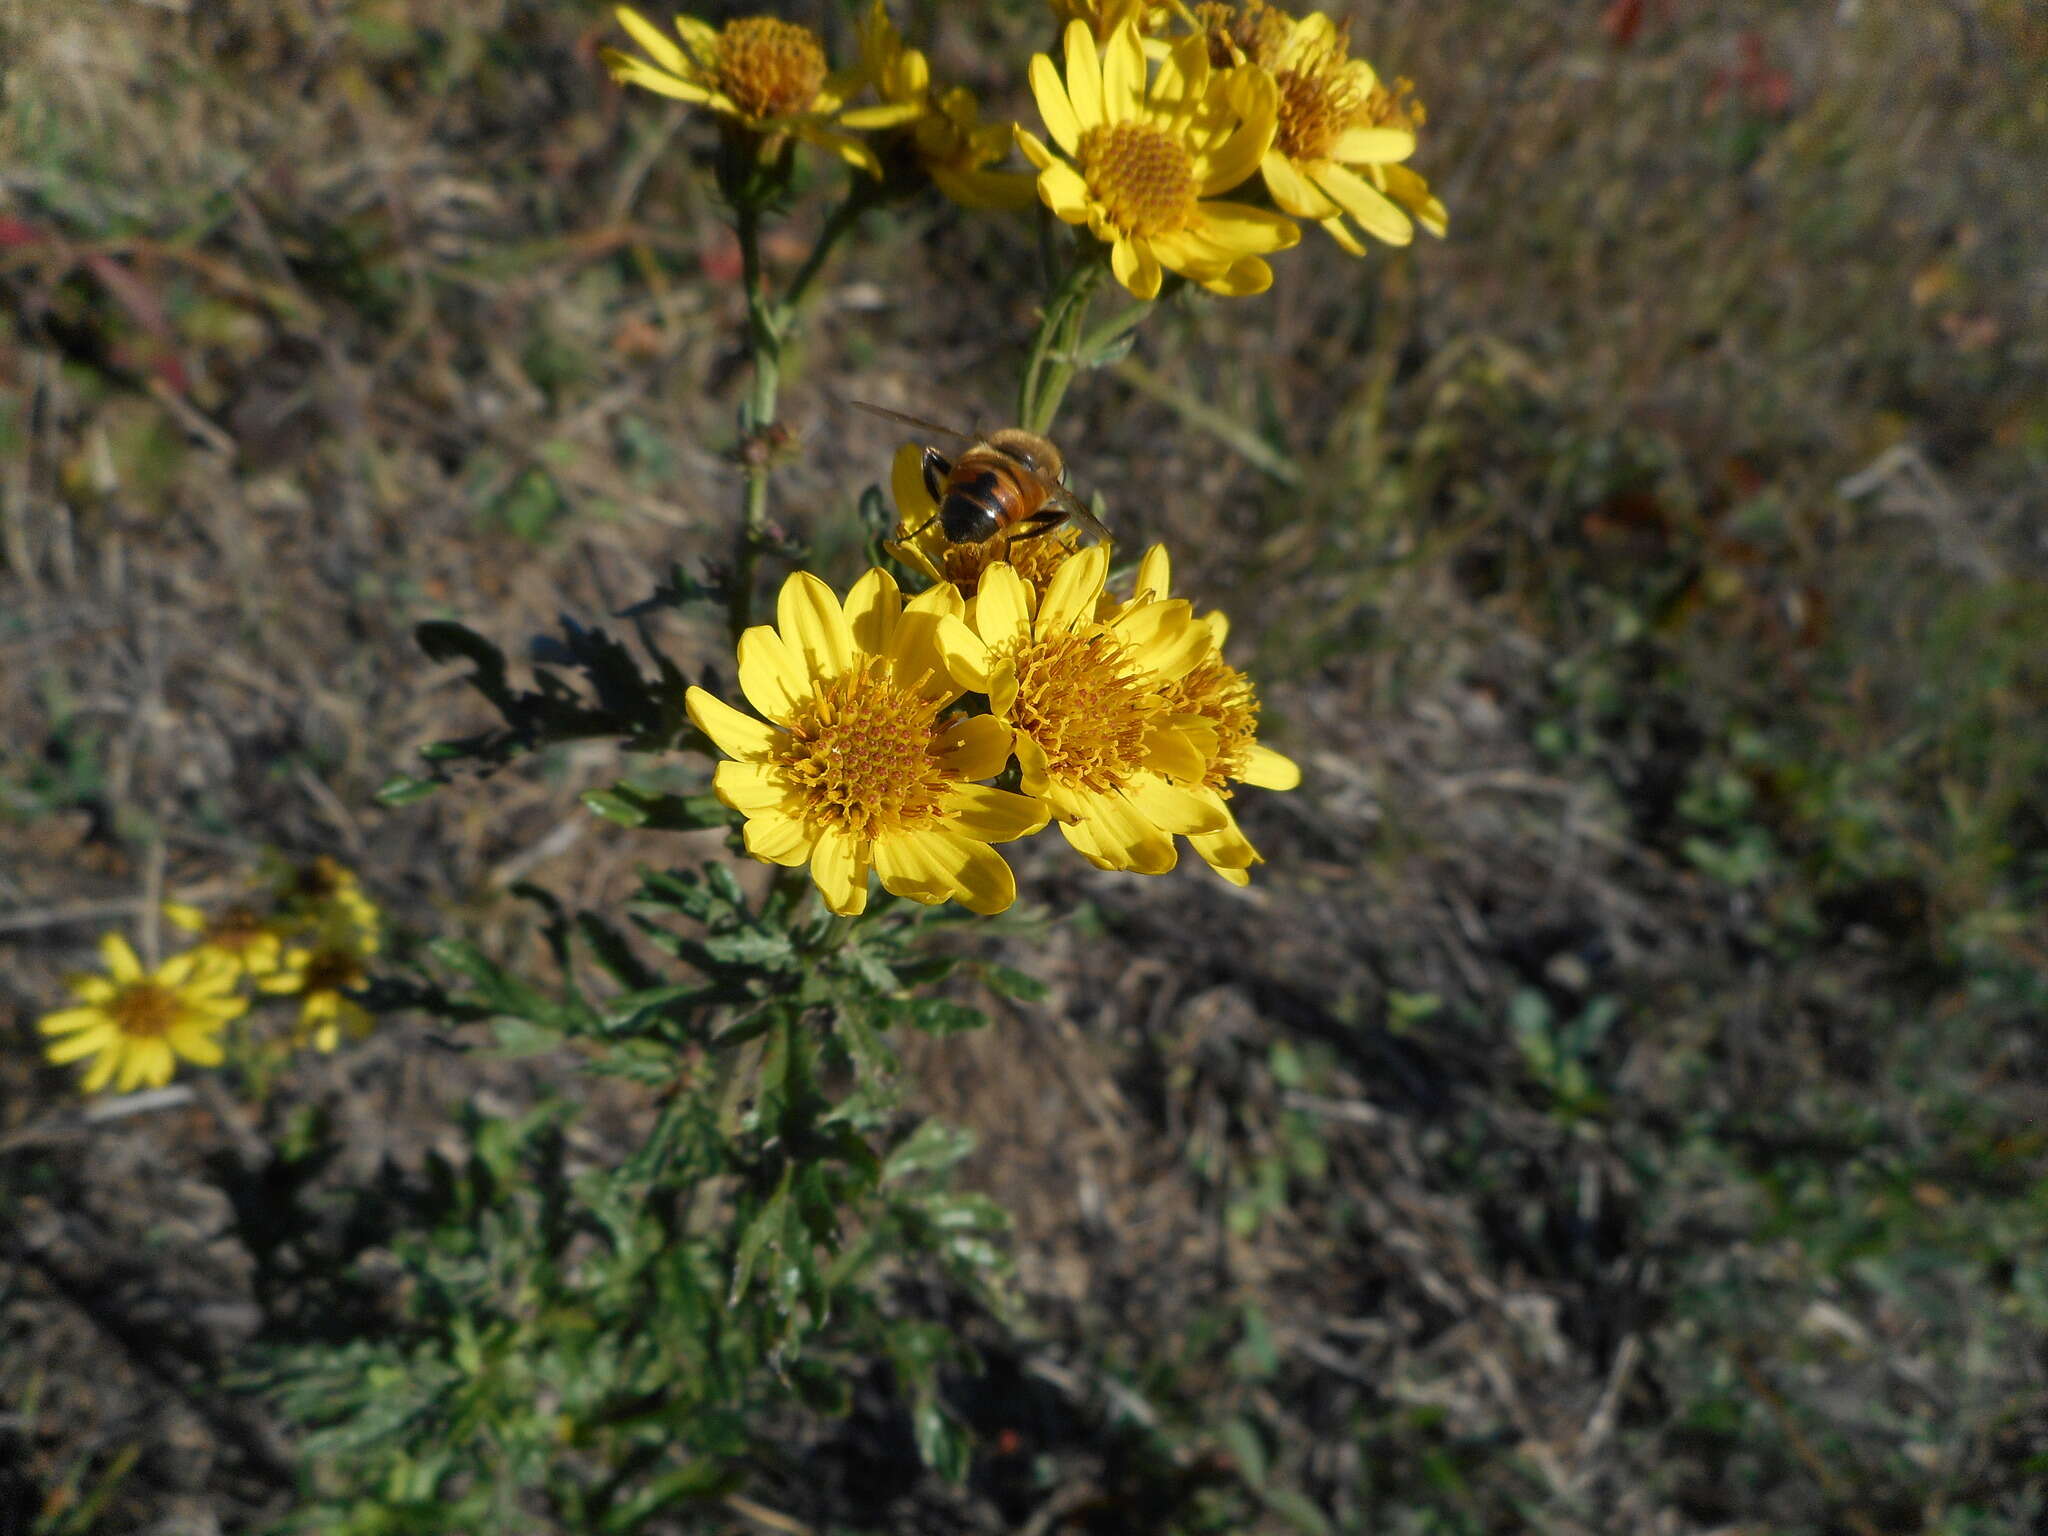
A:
[688,519,1298,917]
[1019,4,1447,296]
[37,858,384,1094]
[603,4,1443,283]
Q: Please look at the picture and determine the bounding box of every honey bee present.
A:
[850,401,1111,553]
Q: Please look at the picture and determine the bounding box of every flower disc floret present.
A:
[713,17,826,118]
[1016,19,1299,298]
[687,569,1049,916]
[934,545,1228,875]
[39,933,247,1093]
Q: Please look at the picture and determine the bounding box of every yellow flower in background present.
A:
[163,901,285,980]
[38,933,247,1094]
[260,918,379,1054]
[934,546,1226,875]
[1127,545,1300,883]
[277,856,380,944]
[1017,19,1299,298]
[886,442,1084,598]
[856,3,1035,210]
[1051,0,1179,41]
[1212,5,1445,252]
[603,7,918,176]
[687,569,1049,917]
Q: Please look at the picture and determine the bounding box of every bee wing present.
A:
[845,398,979,446]
[1044,484,1114,548]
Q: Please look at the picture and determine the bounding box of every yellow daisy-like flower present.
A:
[1051,0,1179,42]
[686,568,1050,917]
[855,3,1035,210]
[603,7,918,177]
[1215,6,1445,252]
[885,442,1085,599]
[38,933,247,1094]
[163,900,285,980]
[933,545,1227,874]
[1127,545,1300,884]
[259,919,379,1054]
[277,856,380,944]
[1016,19,1300,298]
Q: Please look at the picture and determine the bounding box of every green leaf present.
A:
[375,773,443,806]
[978,963,1048,1002]
[1261,1488,1334,1536]
[1219,1416,1268,1488]
[912,1395,971,1484]
[729,1173,790,1307]
[700,928,796,970]
[884,1120,975,1184]
[907,998,987,1036]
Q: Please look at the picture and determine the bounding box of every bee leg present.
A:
[920,448,952,503]
[1002,510,1070,545]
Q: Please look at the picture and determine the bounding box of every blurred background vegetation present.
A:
[3,0,2045,1530]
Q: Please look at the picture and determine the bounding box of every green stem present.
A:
[1017,255,1105,434]
[727,183,871,643]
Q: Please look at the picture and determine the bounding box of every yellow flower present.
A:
[602,7,918,177]
[855,3,1035,210]
[686,568,1050,917]
[933,546,1227,874]
[277,857,380,944]
[885,442,1085,599]
[1127,545,1300,883]
[1051,0,1179,41]
[1016,19,1299,298]
[1213,6,1445,253]
[38,933,247,1094]
[259,919,379,1054]
[163,900,285,979]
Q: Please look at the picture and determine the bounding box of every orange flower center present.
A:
[1164,651,1259,793]
[776,657,952,840]
[1010,627,1164,794]
[930,528,1081,600]
[1078,121,1196,238]
[112,982,179,1040]
[715,17,827,120]
[1196,1,1287,68]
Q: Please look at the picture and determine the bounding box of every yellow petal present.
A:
[1238,742,1301,790]
[777,570,855,681]
[933,714,1015,780]
[1260,150,1340,218]
[839,100,925,130]
[987,657,1019,720]
[1110,594,1190,654]
[1062,19,1105,131]
[1144,722,1212,783]
[38,1006,107,1036]
[673,14,718,65]
[974,563,1033,652]
[1037,544,1109,635]
[1028,53,1083,157]
[935,615,994,693]
[603,52,714,103]
[1194,200,1303,254]
[941,784,1049,843]
[613,5,690,77]
[933,166,1039,212]
[1190,809,1261,873]
[81,1049,120,1094]
[892,440,937,525]
[1127,774,1229,836]
[744,811,816,868]
[1111,235,1162,299]
[1036,160,1093,223]
[1014,123,1059,172]
[1312,162,1414,246]
[1199,255,1274,297]
[906,582,965,621]
[810,827,871,915]
[872,830,956,905]
[887,611,961,704]
[100,933,142,982]
[1134,543,1172,602]
[44,1026,113,1064]
[124,1039,175,1091]
[163,902,206,934]
[804,126,886,179]
[1056,806,1120,870]
[687,686,780,763]
[845,566,902,659]
[1196,78,1275,195]
[932,830,1018,915]
[1331,125,1415,165]
[173,1030,226,1067]
[1100,19,1147,121]
[715,760,794,813]
[158,950,198,988]
[1317,215,1367,257]
[736,625,810,725]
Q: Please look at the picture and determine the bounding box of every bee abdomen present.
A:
[940,471,1008,543]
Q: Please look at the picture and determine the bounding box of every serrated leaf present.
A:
[836,1007,898,1082]
[843,946,900,994]
[700,928,795,970]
